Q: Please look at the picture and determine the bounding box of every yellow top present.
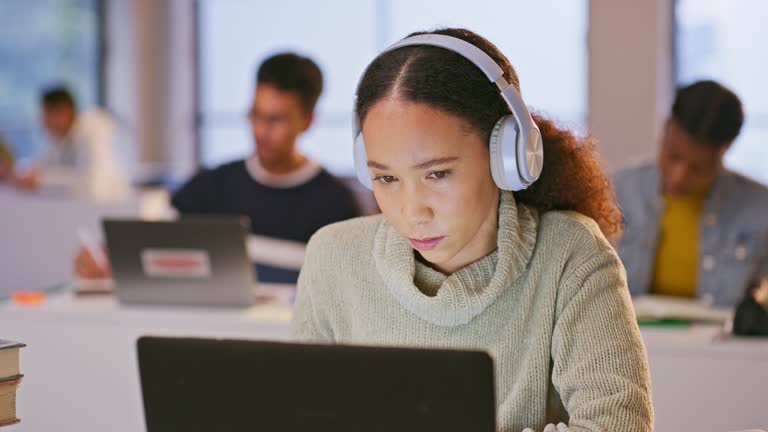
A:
[651,192,707,298]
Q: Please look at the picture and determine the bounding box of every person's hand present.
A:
[74,246,112,279]
[0,157,13,180]
[12,169,40,191]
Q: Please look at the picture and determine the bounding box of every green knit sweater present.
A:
[291,191,653,432]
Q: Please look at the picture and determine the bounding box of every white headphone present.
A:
[353,34,544,192]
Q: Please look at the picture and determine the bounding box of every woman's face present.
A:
[362,98,500,274]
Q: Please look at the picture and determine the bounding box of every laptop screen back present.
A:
[137,337,496,432]
[103,217,254,307]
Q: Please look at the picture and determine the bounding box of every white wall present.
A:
[104,0,196,183]
[105,1,676,180]
[589,0,675,173]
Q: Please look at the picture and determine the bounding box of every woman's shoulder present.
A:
[536,209,615,259]
[536,210,629,318]
[540,209,605,239]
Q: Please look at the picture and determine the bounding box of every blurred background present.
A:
[2,2,768,432]
[1,0,765,186]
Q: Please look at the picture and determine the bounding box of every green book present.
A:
[637,318,691,328]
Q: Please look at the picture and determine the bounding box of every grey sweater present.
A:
[291,191,653,431]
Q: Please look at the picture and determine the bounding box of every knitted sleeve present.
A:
[549,236,653,432]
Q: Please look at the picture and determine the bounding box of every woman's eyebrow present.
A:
[412,157,459,170]
[367,157,459,170]
[367,160,389,170]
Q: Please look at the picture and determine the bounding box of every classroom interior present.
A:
[1,1,767,431]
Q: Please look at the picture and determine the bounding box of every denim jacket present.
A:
[614,163,768,307]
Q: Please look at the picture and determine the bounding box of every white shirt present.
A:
[38,108,131,202]
[244,154,322,188]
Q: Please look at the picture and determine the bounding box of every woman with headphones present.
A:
[291,28,652,431]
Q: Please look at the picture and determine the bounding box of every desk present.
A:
[1,290,291,432]
[643,325,768,431]
[2,291,767,432]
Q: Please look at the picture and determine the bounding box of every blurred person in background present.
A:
[75,53,361,283]
[615,80,768,308]
[170,53,361,242]
[12,86,131,202]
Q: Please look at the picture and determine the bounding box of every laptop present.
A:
[103,217,258,307]
[137,337,496,432]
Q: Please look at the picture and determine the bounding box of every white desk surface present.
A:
[3,289,768,432]
[2,290,292,432]
[641,325,768,431]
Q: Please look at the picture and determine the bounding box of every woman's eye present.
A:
[427,170,450,180]
[373,175,397,184]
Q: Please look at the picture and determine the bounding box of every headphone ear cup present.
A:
[489,117,506,190]
[488,115,525,191]
[354,133,373,190]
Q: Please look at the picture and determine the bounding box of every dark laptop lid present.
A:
[137,337,496,432]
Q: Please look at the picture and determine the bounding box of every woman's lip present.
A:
[408,236,445,251]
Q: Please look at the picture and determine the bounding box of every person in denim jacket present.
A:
[615,81,768,308]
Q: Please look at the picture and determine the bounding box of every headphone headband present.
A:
[379,34,507,89]
[353,33,543,191]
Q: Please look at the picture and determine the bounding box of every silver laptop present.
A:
[103,217,257,307]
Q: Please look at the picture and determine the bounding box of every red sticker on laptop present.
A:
[141,249,212,279]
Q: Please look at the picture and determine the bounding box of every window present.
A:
[676,0,768,185]
[197,0,588,176]
[0,0,102,162]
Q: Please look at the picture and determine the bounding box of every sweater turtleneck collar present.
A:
[373,191,539,327]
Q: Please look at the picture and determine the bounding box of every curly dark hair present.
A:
[355,28,621,239]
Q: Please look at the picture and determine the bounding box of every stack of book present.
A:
[0,340,24,427]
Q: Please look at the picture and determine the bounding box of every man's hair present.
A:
[671,80,744,148]
[256,53,323,114]
[41,86,77,111]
